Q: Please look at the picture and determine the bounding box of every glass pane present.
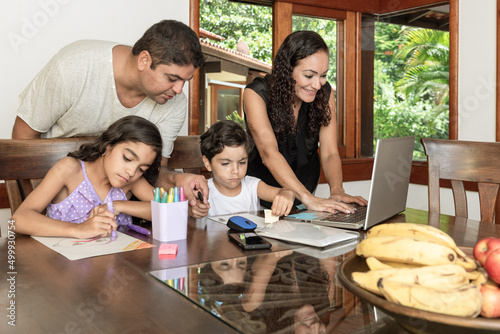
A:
[217,88,241,121]
[200,0,272,63]
[373,22,449,160]
[149,241,365,334]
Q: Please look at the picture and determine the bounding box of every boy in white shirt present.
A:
[190,120,294,218]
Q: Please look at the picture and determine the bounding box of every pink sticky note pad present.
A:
[159,243,178,258]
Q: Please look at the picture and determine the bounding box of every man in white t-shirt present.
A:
[12,20,209,206]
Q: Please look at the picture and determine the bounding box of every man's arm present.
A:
[12,117,43,139]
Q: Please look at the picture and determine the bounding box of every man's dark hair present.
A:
[132,20,205,70]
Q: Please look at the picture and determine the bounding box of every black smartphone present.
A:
[228,232,272,250]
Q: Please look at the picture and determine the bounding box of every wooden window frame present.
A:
[209,83,244,125]
[189,0,459,186]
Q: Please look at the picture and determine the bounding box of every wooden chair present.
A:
[422,138,500,224]
[0,137,92,215]
[166,135,206,175]
[0,135,205,215]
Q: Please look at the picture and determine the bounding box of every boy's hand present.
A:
[271,189,295,216]
[189,200,210,219]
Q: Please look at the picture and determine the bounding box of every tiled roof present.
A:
[200,38,271,73]
[199,28,225,41]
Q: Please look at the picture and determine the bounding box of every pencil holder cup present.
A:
[151,200,188,242]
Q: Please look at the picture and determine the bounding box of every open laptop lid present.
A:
[285,136,414,230]
[363,136,414,229]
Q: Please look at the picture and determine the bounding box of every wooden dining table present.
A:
[2,208,500,334]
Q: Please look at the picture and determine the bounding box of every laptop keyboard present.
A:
[320,203,367,224]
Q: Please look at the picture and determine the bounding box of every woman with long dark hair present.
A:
[244,31,366,213]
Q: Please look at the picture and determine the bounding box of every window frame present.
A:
[190,0,459,185]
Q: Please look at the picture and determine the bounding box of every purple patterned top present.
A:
[46,160,132,225]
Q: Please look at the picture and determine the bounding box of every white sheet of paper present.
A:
[32,232,155,261]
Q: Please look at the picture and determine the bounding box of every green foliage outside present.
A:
[200,0,273,63]
[200,0,450,160]
[374,24,450,159]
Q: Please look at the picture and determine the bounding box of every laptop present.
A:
[285,136,414,230]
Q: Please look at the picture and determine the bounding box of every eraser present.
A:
[264,209,279,224]
[159,243,178,256]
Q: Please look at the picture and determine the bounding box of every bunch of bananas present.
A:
[352,223,486,318]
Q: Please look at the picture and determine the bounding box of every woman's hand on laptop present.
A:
[302,195,356,214]
[329,192,368,207]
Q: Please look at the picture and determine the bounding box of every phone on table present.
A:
[228,232,272,250]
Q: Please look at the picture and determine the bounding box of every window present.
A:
[208,81,244,126]
[371,20,450,160]
[198,0,272,131]
[193,0,455,182]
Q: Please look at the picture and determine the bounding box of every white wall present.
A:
[0,0,190,234]
[458,0,497,141]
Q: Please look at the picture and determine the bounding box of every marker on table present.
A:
[127,224,151,236]
[106,200,117,240]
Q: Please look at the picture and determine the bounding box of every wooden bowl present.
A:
[338,254,500,334]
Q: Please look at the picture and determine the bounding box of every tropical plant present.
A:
[395,28,450,107]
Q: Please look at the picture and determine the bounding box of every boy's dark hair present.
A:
[68,116,163,185]
[200,120,254,162]
[132,20,205,70]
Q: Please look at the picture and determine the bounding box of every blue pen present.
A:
[127,224,151,236]
[107,201,117,239]
[173,187,179,202]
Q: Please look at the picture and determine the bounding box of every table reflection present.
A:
[149,239,382,334]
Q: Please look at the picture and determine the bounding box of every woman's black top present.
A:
[245,75,332,207]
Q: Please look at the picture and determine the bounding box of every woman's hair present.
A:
[268,30,332,141]
[68,116,163,185]
[200,120,254,162]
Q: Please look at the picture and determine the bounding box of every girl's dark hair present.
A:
[200,120,254,162]
[268,30,332,141]
[68,116,163,185]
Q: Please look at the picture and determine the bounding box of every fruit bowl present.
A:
[338,254,500,334]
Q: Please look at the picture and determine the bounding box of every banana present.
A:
[356,236,457,266]
[352,264,468,295]
[376,260,422,269]
[367,223,477,269]
[365,257,392,270]
[377,279,482,318]
[468,268,488,286]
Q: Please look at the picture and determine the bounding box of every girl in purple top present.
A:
[13,116,162,239]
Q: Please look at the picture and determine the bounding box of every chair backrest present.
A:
[422,138,500,223]
[0,135,205,215]
[0,137,92,215]
[166,135,206,175]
